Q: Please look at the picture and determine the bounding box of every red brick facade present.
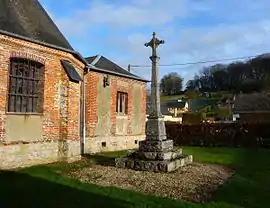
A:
[0,34,84,167]
[85,71,147,138]
[0,33,147,168]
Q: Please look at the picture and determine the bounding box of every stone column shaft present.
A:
[144,32,167,142]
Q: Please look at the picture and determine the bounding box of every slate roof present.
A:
[85,56,96,64]
[233,93,270,113]
[146,102,170,115]
[85,55,148,82]
[166,101,186,109]
[60,60,82,83]
[0,0,74,51]
[188,99,218,112]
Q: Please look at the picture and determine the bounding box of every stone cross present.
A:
[145,32,164,118]
[115,32,193,172]
[145,32,167,141]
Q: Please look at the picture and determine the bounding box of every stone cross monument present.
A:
[144,32,167,142]
[115,32,193,172]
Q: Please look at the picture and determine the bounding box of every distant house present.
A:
[166,100,188,117]
[146,102,171,119]
[232,93,270,123]
[187,99,217,112]
[146,100,188,123]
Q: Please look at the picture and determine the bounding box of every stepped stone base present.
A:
[139,139,173,152]
[115,117,193,172]
[115,148,193,173]
[135,147,182,160]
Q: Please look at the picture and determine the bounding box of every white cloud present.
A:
[54,0,214,35]
[41,0,270,85]
[109,19,270,84]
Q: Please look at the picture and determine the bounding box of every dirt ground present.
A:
[67,163,233,203]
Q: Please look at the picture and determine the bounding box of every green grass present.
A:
[159,91,230,102]
[160,94,220,103]
[1,147,270,208]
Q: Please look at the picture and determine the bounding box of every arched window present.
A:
[7,58,45,113]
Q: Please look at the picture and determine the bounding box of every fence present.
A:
[165,122,270,148]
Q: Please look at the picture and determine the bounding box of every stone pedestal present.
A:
[115,118,193,173]
[115,146,193,173]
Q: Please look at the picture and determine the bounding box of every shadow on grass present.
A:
[188,147,270,208]
[83,150,128,167]
[83,154,116,166]
[0,170,131,208]
[84,147,270,208]
[217,148,270,208]
[0,166,198,208]
[4,148,269,208]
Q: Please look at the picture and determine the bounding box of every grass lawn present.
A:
[1,147,270,208]
[160,94,221,103]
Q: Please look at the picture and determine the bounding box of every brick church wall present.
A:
[0,34,84,169]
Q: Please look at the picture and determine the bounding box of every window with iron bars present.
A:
[7,57,45,114]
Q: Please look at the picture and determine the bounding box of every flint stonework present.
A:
[115,155,193,173]
[137,148,183,160]
[139,140,173,152]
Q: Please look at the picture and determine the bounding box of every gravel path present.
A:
[67,163,233,203]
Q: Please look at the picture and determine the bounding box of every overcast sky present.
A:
[40,0,270,85]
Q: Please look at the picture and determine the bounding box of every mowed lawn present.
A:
[1,147,270,208]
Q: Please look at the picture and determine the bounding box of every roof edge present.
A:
[88,64,149,82]
[0,29,76,54]
[91,55,102,65]
[0,29,89,66]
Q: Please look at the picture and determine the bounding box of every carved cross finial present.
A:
[144,32,164,57]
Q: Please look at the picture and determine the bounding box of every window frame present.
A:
[116,91,128,115]
[6,57,45,115]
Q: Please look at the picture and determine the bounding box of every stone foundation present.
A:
[0,135,145,169]
[84,135,145,154]
[115,153,193,172]
[0,139,81,170]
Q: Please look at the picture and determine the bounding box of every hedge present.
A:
[165,122,270,148]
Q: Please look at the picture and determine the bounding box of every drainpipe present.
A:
[80,66,88,155]
[72,52,92,156]
[83,69,86,154]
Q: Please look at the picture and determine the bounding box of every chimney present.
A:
[128,64,131,72]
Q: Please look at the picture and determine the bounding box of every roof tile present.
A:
[0,0,74,51]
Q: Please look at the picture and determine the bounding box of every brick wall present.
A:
[85,71,147,153]
[0,34,84,169]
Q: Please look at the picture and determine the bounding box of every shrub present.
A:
[182,113,203,124]
[165,122,270,148]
